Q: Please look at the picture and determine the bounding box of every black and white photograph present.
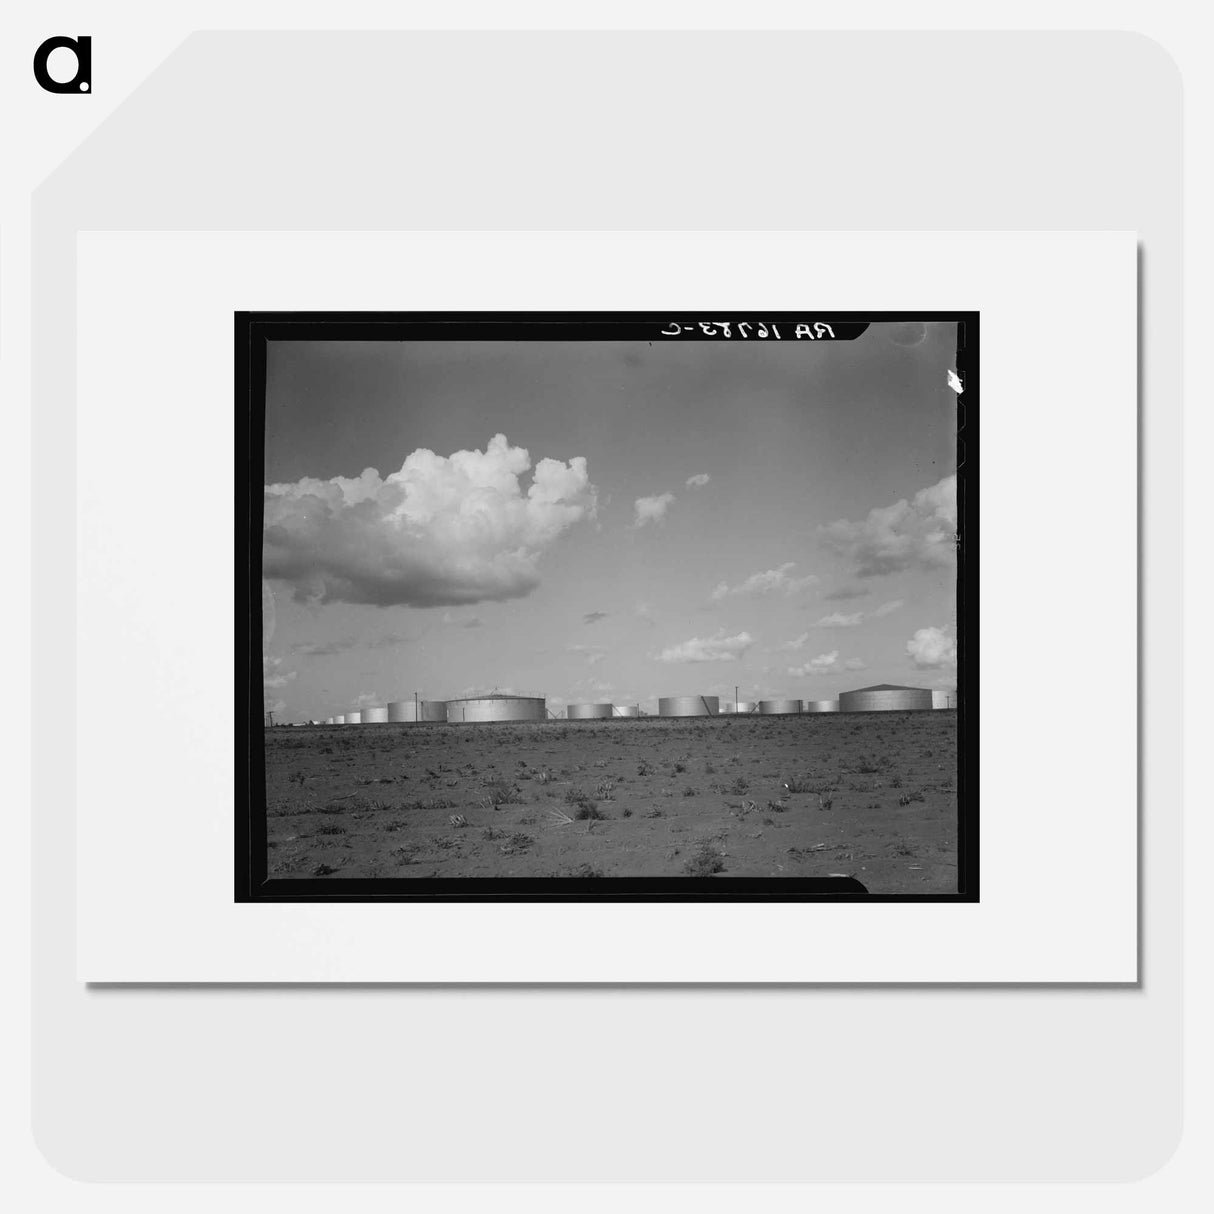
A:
[239,312,976,900]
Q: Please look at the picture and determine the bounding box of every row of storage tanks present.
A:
[651,686,955,716]
[318,686,955,724]
[322,695,546,725]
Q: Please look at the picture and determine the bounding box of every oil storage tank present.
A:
[804,700,839,713]
[838,684,933,712]
[361,706,389,723]
[734,700,759,715]
[759,699,802,715]
[612,705,640,718]
[658,695,719,717]
[446,694,547,723]
[932,690,956,709]
[567,703,613,720]
[344,710,363,724]
[333,714,345,725]
[388,699,448,723]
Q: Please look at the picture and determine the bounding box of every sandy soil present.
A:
[263,712,959,893]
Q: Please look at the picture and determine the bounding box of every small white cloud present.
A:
[778,632,812,652]
[870,599,905,618]
[635,602,657,626]
[907,625,957,669]
[442,612,482,629]
[685,473,711,489]
[262,655,296,689]
[710,562,817,602]
[789,650,842,677]
[567,643,607,666]
[816,611,863,628]
[634,492,675,527]
[657,630,754,663]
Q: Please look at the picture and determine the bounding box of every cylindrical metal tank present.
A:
[446,695,547,723]
[387,699,448,722]
[838,684,933,712]
[735,700,759,715]
[612,705,640,718]
[658,695,719,717]
[567,703,613,719]
[333,714,345,725]
[803,700,839,713]
[361,706,389,723]
[759,699,802,715]
[324,717,334,725]
[344,710,363,725]
[931,689,955,710]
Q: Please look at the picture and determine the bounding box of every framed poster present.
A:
[74,230,1134,981]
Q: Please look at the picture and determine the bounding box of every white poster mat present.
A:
[75,230,1136,982]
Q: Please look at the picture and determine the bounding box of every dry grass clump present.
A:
[567,863,604,878]
[482,777,525,805]
[684,844,725,877]
[564,787,604,819]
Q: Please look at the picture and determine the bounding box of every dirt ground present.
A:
[263,712,959,893]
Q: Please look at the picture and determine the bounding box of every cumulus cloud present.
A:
[582,611,609,625]
[685,473,711,489]
[906,625,957,669]
[657,630,754,663]
[819,475,956,577]
[263,433,596,608]
[633,492,675,527]
[709,562,818,602]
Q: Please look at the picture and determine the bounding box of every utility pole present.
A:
[414,689,419,720]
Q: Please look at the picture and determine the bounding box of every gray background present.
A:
[32,32,1180,1181]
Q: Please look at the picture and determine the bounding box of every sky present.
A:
[261,322,960,721]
